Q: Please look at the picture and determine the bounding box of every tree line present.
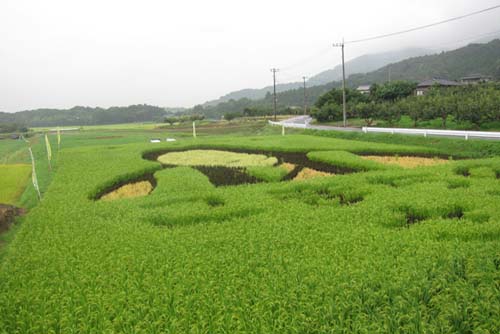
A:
[311,81,500,129]
[0,104,187,129]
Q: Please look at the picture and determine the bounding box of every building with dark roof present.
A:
[460,74,492,85]
[356,85,371,95]
[415,78,462,96]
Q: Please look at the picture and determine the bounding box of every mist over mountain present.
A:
[307,48,433,86]
[203,48,433,107]
[348,39,500,85]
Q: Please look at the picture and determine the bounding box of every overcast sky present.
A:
[1,0,500,112]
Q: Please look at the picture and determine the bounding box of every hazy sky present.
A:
[1,0,500,112]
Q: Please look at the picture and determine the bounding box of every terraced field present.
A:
[0,131,499,333]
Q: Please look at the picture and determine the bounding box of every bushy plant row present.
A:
[307,150,389,172]
[312,82,500,129]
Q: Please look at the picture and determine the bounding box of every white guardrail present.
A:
[361,127,500,140]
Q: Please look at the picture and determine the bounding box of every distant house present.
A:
[356,85,371,95]
[460,74,492,85]
[415,79,462,96]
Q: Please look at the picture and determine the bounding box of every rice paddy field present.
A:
[0,164,32,205]
[0,122,500,333]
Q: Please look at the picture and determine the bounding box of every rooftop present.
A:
[417,79,462,88]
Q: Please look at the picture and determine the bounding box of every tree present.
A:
[376,103,401,126]
[164,117,177,125]
[372,81,418,101]
[189,114,205,121]
[354,102,377,126]
[223,112,239,121]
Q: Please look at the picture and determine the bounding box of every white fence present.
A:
[361,127,500,140]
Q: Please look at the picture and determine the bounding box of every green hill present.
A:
[199,39,500,118]
[348,39,500,85]
[0,105,183,128]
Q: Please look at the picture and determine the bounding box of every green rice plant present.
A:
[246,165,289,182]
[307,150,389,172]
[0,130,499,333]
[0,164,32,205]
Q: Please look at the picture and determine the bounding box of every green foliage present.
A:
[314,87,367,109]
[0,123,28,134]
[313,82,500,129]
[164,114,205,125]
[370,81,417,101]
[223,112,239,121]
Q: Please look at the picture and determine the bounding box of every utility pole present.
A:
[333,39,347,127]
[271,68,279,121]
[388,65,392,82]
[302,76,308,115]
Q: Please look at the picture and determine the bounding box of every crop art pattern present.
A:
[0,135,499,333]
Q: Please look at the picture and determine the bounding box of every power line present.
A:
[280,46,333,71]
[426,28,500,50]
[333,40,347,127]
[346,4,500,44]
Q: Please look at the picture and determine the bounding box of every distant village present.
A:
[356,74,493,96]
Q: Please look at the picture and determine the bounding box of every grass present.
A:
[0,121,500,332]
[246,165,289,182]
[308,150,389,171]
[314,115,500,131]
[0,139,30,164]
[0,165,32,205]
[306,128,500,158]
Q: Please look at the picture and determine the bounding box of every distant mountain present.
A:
[347,39,500,85]
[203,48,432,107]
[307,48,433,86]
[203,82,303,107]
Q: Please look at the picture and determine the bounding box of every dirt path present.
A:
[0,204,26,234]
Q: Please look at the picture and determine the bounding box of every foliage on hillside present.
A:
[311,81,500,129]
[349,39,500,85]
[0,105,183,127]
